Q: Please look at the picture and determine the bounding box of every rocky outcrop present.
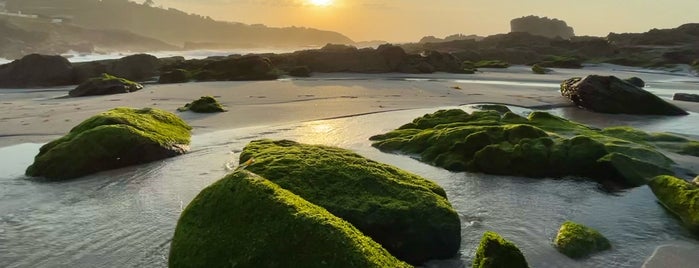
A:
[510,16,575,39]
[472,231,529,268]
[69,73,143,97]
[532,64,551,74]
[73,54,161,83]
[25,107,191,180]
[287,66,311,77]
[560,75,688,115]
[158,69,190,84]
[169,170,409,268]
[177,96,226,113]
[369,106,693,188]
[554,221,611,259]
[648,175,699,234]
[0,54,74,88]
[625,77,646,87]
[239,139,460,265]
[673,93,699,103]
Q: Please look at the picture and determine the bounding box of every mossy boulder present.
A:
[158,69,190,84]
[169,170,410,268]
[370,106,693,188]
[177,96,225,113]
[553,221,611,259]
[560,75,687,115]
[69,73,143,97]
[26,107,191,180]
[474,60,510,68]
[239,139,460,265]
[472,231,529,268]
[648,175,699,234]
[531,64,550,74]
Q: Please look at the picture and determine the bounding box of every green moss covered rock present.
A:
[553,221,611,259]
[169,170,410,268]
[648,175,699,234]
[472,231,529,268]
[26,107,191,180]
[239,139,460,265]
[69,73,143,97]
[370,106,693,187]
[531,64,550,74]
[177,96,225,113]
[474,60,510,68]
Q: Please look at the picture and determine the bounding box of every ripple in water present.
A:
[0,106,698,267]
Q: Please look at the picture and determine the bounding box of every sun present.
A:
[309,0,333,7]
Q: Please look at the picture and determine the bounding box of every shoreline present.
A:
[1,69,698,148]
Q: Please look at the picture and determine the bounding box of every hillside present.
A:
[6,0,354,48]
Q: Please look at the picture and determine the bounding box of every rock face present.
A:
[239,139,460,265]
[169,170,409,268]
[648,175,699,234]
[25,107,191,180]
[177,96,226,113]
[673,93,699,103]
[69,73,143,97]
[560,75,688,115]
[0,54,74,88]
[158,69,190,84]
[198,55,277,81]
[369,106,693,188]
[553,221,611,259]
[510,15,575,39]
[472,231,529,268]
[106,54,160,81]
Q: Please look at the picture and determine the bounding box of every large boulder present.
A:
[376,44,408,70]
[106,54,160,81]
[510,15,575,39]
[239,139,460,265]
[169,170,409,268]
[177,96,226,113]
[673,93,699,103]
[553,221,611,259]
[560,75,688,115]
[472,231,529,268]
[69,73,143,97]
[648,175,699,234]
[370,106,689,188]
[158,69,190,84]
[199,55,277,81]
[0,54,74,88]
[25,107,191,180]
[294,44,391,73]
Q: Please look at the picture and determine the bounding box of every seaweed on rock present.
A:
[648,175,699,234]
[553,221,611,259]
[370,106,694,187]
[177,96,226,113]
[238,139,460,265]
[472,231,529,268]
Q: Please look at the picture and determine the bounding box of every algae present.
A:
[177,96,226,113]
[239,139,460,265]
[531,64,549,74]
[370,106,694,187]
[474,60,510,68]
[472,231,529,268]
[169,170,411,268]
[553,221,611,259]
[648,175,699,234]
[26,107,191,180]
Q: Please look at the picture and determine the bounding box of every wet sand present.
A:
[1,65,698,147]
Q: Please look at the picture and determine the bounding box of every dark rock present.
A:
[177,96,226,113]
[377,44,408,70]
[288,66,311,77]
[511,15,575,39]
[673,93,699,103]
[69,73,143,97]
[560,75,688,115]
[106,54,160,81]
[472,231,529,268]
[625,77,646,87]
[532,64,550,74]
[158,69,190,84]
[474,60,510,68]
[239,139,461,265]
[25,107,191,180]
[0,54,74,88]
[200,55,277,80]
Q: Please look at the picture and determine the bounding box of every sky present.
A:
[155,0,699,42]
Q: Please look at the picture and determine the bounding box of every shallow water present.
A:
[1,106,698,268]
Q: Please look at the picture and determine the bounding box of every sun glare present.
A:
[309,0,333,7]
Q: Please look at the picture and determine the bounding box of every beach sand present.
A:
[1,65,698,147]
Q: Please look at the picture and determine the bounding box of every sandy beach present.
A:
[2,65,698,148]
